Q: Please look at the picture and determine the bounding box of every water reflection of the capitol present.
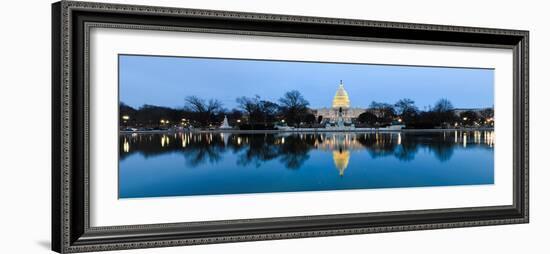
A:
[121,130,494,176]
[311,131,494,176]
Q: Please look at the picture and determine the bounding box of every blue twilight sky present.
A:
[119,55,494,110]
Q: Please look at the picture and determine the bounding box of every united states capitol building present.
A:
[312,81,366,128]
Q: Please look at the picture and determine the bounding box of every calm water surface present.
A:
[119,131,494,198]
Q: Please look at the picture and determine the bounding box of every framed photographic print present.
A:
[52,1,529,253]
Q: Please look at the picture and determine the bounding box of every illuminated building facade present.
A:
[312,81,366,126]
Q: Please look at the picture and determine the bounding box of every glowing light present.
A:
[182,134,186,148]
[485,131,495,147]
[475,131,481,144]
[397,133,401,145]
[123,138,130,152]
[122,115,130,120]
[454,131,458,143]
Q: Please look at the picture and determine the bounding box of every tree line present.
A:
[357,98,493,128]
[120,91,494,129]
[120,90,313,129]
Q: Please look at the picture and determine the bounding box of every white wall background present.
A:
[0,0,547,253]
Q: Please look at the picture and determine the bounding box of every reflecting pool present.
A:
[119,131,494,198]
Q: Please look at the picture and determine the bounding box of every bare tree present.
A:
[433,98,454,113]
[279,90,310,127]
[236,95,279,125]
[236,95,261,119]
[394,98,417,115]
[369,101,395,124]
[431,98,456,127]
[185,96,223,127]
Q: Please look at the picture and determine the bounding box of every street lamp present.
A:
[122,115,130,129]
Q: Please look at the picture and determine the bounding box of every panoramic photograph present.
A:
[118,54,495,199]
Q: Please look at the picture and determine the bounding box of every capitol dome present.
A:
[332,81,350,109]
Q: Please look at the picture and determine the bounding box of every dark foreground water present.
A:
[119,131,494,198]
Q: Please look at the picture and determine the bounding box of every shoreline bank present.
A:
[120,127,494,134]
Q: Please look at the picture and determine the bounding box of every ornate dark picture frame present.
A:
[52,1,529,253]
